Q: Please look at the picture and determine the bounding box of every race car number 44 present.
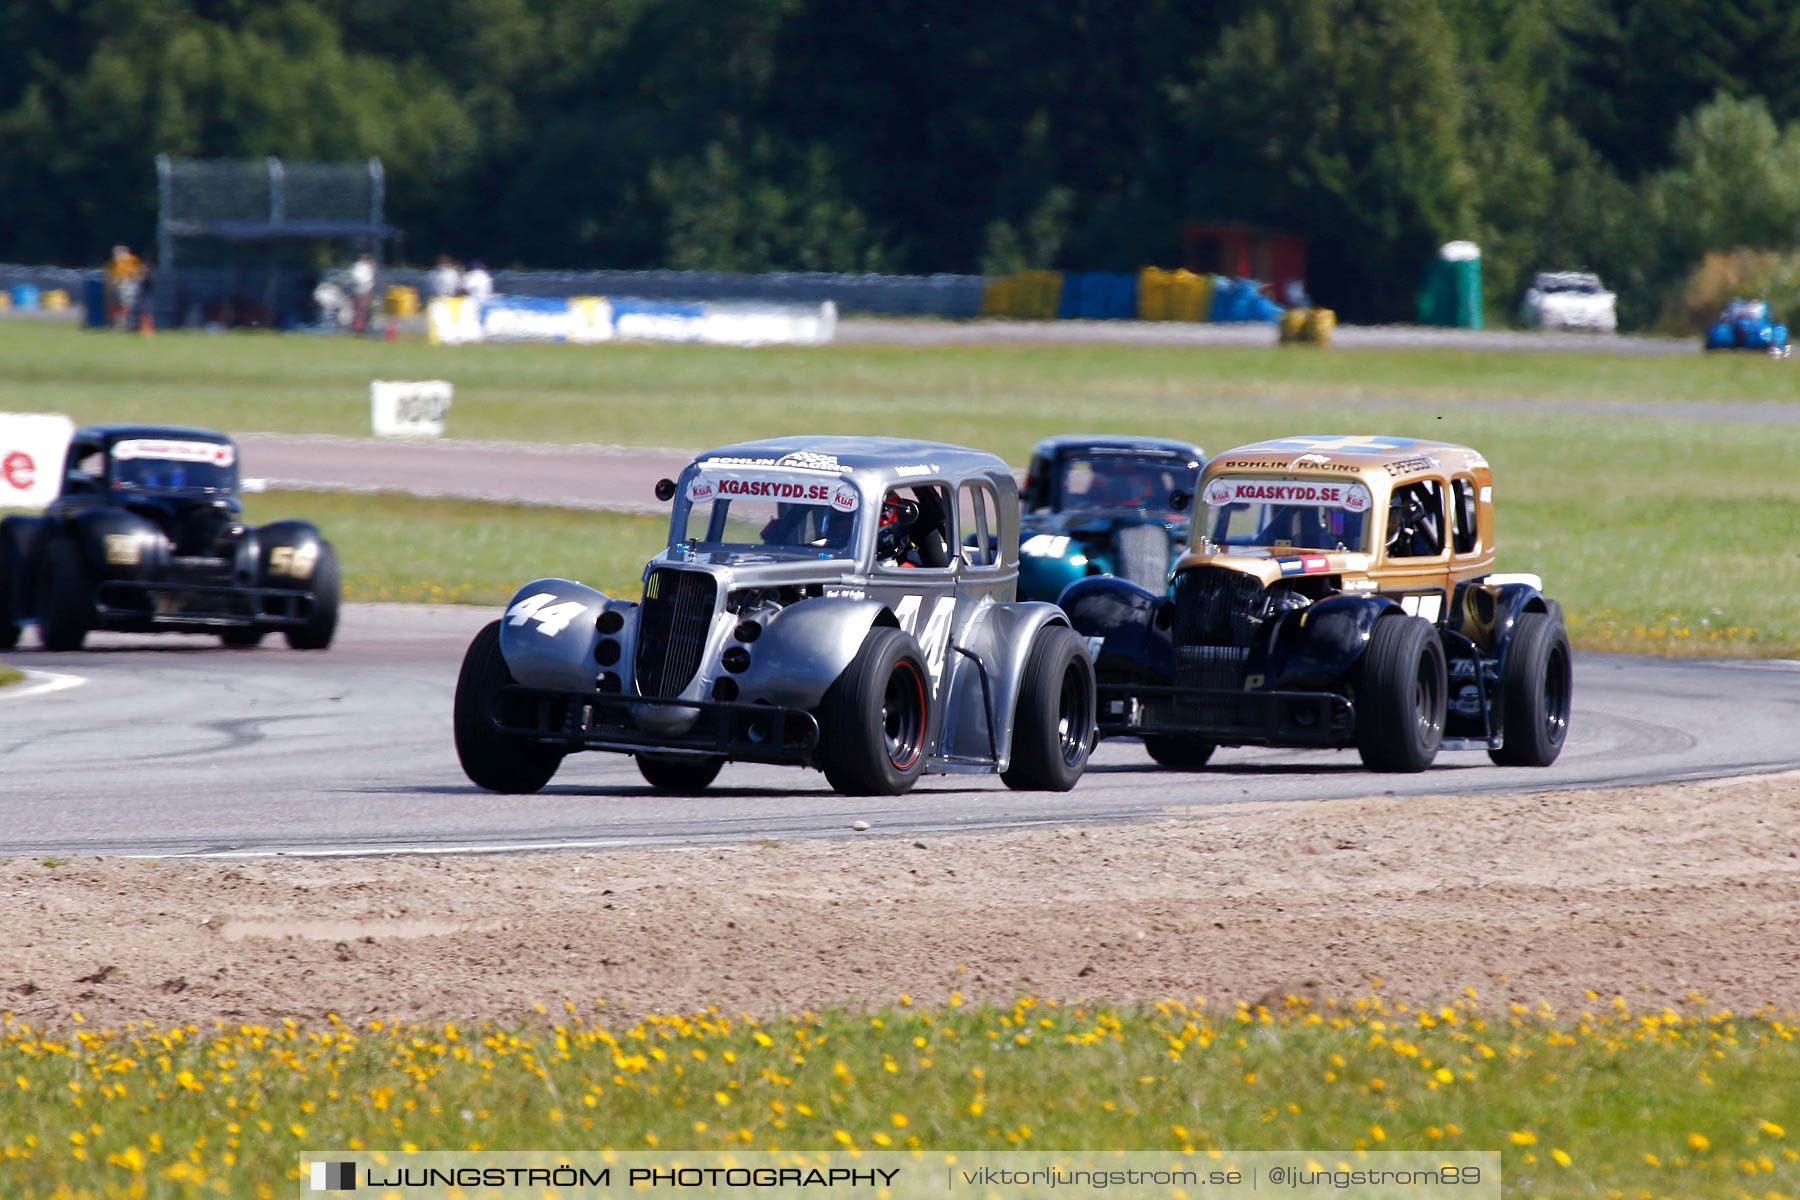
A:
[507,592,591,636]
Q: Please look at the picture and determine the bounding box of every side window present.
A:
[1386,480,1446,558]
[63,443,105,494]
[1450,477,1479,554]
[876,484,953,570]
[957,482,1000,568]
[1022,455,1051,511]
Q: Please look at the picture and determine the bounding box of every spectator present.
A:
[428,254,462,301]
[350,253,377,334]
[104,245,145,330]
[462,259,494,305]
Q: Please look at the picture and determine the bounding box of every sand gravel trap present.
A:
[4,773,1797,1027]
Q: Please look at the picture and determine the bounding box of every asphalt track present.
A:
[3,604,1797,858]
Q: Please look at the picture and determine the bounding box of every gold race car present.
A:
[1063,435,1571,772]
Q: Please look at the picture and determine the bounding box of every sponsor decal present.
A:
[697,453,851,474]
[893,463,935,478]
[1383,455,1440,477]
[1203,477,1373,512]
[112,439,235,467]
[1288,453,1332,468]
[1277,555,1331,576]
[689,472,856,505]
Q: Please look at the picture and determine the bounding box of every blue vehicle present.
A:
[1705,299,1789,356]
[1015,436,1205,602]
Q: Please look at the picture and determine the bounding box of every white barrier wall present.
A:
[0,412,75,509]
[428,296,835,347]
[371,381,453,437]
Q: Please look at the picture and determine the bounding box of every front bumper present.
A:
[493,685,820,765]
[1099,683,1355,748]
[95,580,316,630]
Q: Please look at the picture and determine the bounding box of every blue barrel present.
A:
[83,278,106,327]
[10,284,41,310]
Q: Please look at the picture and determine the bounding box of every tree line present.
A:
[3,0,1799,324]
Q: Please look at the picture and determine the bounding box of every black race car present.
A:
[0,425,339,650]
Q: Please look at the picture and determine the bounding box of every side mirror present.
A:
[654,478,677,502]
[1169,489,1192,512]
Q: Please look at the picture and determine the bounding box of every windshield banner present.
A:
[687,471,860,512]
[1203,477,1370,512]
[112,439,235,467]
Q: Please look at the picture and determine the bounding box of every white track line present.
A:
[0,668,88,701]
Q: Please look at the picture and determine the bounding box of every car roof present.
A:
[1208,435,1487,477]
[74,424,236,446]
[692,435,1009,480]
[1030,434,1204,460]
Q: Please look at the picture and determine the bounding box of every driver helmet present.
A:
[876,496,911,560]
[1386,489,1425,553]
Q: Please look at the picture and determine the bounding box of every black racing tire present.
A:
[1488,611,1573,767]
[1143,734,1216,769]
[0,539,18,651]
[1002,624,1096,791]
[637,753,725,792]
[454,619,565,794]
[36,536,96,652]
[283,542,339,650]
[219,627,265,648]
[816,626,931,796]
[1355,614,1446,773]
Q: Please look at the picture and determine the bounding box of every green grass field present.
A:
[9,322,1800,653]
[242,492,662,605]
[3,996,1795,1199]
[0,662,21,688]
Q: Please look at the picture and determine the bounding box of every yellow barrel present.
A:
[384,284,420,318]
[1304,307,1336,346]
[43,288,70,311]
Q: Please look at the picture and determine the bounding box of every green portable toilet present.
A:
[1417,241,1482,328]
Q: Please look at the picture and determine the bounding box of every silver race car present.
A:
[454,437,1097,796]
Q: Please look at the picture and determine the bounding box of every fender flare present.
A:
[1058,574,1173,682]
[252,518,328,589]
[1259,593,1401,690]
[70,508,169,580]
[497,579,630,692]
[953,599,1072,770]
[734,596,891,710]
[1448,578,1553,665]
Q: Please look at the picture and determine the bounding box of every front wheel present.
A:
[1356,614,1446,773]
[816,626,930,796]
[1488,611,1572,766]
[284,542,340,650]
[36,537,96,651]
[0,539,18,651]
[1002,624,1096,791]
[1143,734,1215,769]
[454,620,565,793]
[637,753,724,792]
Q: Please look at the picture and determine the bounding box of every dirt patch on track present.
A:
[5,773,1797,1026]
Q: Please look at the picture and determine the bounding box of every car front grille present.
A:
[1114,523,1171,592]
[635,568,717,698]
[1171,566,1266,649]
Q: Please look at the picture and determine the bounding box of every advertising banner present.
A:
[0,412,75,509]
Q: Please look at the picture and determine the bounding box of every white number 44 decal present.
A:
[892,595,957,693]
[506,592,591,637]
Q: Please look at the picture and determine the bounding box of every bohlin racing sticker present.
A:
[112,439,236,467]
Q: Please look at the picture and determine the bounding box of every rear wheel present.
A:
[816,626,930,796]
[1488,612,1572,766]
[454,620,564,793]
[1356,614,1446,772]
[36,537,95,651]
[1143,735,1216,769]
[283,542,340,650]
[637,753,725,792]
[1002,624,1096,791]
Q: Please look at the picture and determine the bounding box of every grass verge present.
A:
[2,996,1795,1198]
[241,491,662,605]
[3,322,1797,449]
[0,663,21,688]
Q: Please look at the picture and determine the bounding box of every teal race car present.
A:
[1016,435,1205,602]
